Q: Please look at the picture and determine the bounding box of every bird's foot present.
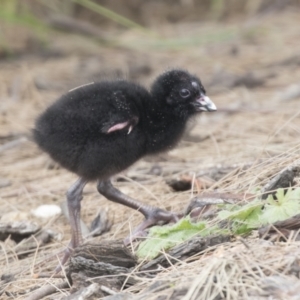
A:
[54,241,76,273]
[124,208,180,245]
[53,236,85,272]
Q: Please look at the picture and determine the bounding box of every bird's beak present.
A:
[194,94,217,112]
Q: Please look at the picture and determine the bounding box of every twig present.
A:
[100,285,117,295]
[261,163,300,199]
[25,281,69,300]
[0,137,27,153]
[66,283,101,299]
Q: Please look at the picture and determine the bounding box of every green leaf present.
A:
[218,200,263,222]
[137,188,300,260]
[218,200,263,234]
[259,188,300,225]
[136,217,227,260]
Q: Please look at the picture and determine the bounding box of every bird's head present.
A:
[151,69,216,116]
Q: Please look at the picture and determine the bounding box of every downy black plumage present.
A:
[34,69,216,268]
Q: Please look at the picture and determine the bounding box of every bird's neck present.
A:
[143,101,188,155]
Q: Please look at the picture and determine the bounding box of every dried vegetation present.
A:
[1,2,300,299]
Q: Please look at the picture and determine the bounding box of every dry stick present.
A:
[100,285,116,295]
[0,137,27,153]
[66,283,102,299]
[260,161,300,199]
[31,246,71,277]
[25,281,69,300]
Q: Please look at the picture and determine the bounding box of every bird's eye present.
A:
[179,89,191,98]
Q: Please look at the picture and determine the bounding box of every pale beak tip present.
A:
[199,95,217,112]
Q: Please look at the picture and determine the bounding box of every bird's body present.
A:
[35,81,149,180]
[35,71,208,180]
[33,69,216,270]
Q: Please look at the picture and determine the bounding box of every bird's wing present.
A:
[100,90,139,134]
[102,116,139,134]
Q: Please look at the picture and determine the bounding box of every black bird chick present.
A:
[34,69,216,265]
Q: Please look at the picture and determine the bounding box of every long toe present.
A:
[147,207,180,224]
[124,208,180,245]
[54,242,74,273]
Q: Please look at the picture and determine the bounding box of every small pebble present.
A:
[31,204,62,219]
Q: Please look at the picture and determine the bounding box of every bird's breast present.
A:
[77,128,146,180]
[144,120,186,155]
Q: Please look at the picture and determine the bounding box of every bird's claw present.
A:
[147,208,179,224]
[124,208,180,245]
[127,125,133,134]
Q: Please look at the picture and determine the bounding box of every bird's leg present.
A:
[67,178,88,248]
[97,179,179,244]
[55,178,87,272]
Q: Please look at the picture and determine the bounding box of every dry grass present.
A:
[1,10,300,299]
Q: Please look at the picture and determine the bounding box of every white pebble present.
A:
[31,205,62,219]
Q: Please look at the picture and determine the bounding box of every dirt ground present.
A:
[1,8,300,299]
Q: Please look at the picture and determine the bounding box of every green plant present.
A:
[137,188,300,260]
